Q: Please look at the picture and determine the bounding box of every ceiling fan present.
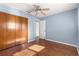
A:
[27,4,50,16]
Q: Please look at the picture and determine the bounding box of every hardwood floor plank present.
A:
[0,39,78,56]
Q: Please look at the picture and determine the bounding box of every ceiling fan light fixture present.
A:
[26,4,50,17]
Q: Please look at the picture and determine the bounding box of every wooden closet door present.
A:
[19,17,28,44]
[6,14,16,48]
[0,12,7,50]
[15,16,20,45]
[21,18,28,44]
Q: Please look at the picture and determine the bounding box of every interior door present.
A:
[22,18,28,44]
[15,16,20,45]
[35,22,39,38]
[19,17,28,44]
[0,12,7,50]
[39,20,46,39]
[6,14,16,48]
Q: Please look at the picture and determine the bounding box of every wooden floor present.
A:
[0,39,78,56]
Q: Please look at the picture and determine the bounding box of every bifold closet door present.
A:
[21,18,28,44]
[0,12,7,50]
[19,17,28,44]
[6,14,16,48]
[15,16,20,45]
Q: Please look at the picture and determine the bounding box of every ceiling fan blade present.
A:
[33,4,40,9]
[40,11,46,15]
[41,8,50,11]
[33,5,37,8]
[26,8,36,13]
[26,11,32,13]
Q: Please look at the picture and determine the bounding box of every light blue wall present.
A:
[0,5,39,42]
[42,9,78,45]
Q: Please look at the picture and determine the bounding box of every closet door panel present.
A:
[15,16,20,45]
[6,14,16,48]
[0,12,7,50]
[19,17,24,44]
[22,18,28,43]
[19,17,28,44]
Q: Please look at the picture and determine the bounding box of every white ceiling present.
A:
[0,3,78,18]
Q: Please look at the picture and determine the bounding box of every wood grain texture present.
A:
[0,39,78,56]
[19,17,28,45]
[0,12,28,50]
[29,39,78,56]
[0,12,7,50]
[6,14,16,48]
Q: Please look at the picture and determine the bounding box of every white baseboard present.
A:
[28,39,35,43]
[46,39,78,47]
[46,39,79,54]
